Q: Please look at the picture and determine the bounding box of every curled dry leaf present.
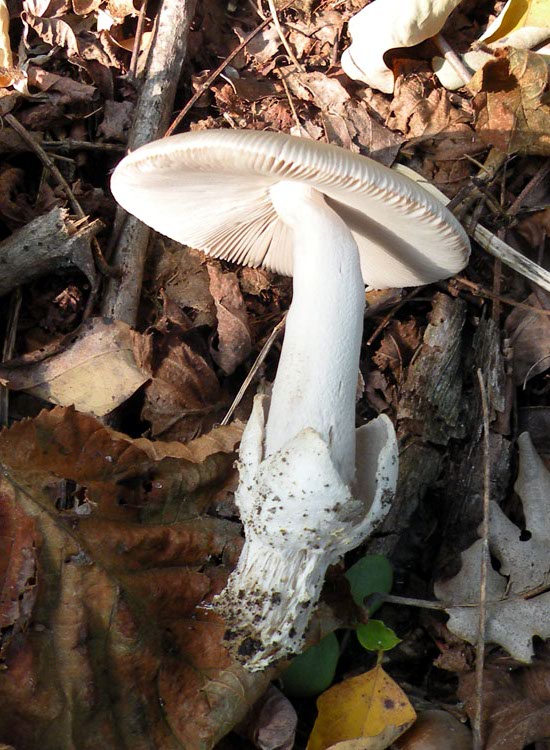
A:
[141,335,225,442]
[0,318,151,416]
[505,289,550,385]
[435,432,550,661]
[0,406,272,749]
[341,0,463,93]
[468,47,550,156]
[208,264,252,375]
[306,664,416,750]
[458,653,550,749]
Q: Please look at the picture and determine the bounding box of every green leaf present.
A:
[281,632,340,698]
[356,620,401,652]
[345,554,393,612]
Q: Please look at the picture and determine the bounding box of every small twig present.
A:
[451,277,550,317]
[266,0,305,72]
[508,161,550,218]
[470,222,550,293]
[280,73,301,131]
[0,288,22,427]
[165,3,293,137]
[41,139,125,153]
[474,369,491,750]
[221,314,287,426]
[374,593,478,610]
[129,0,149,78]
[433,33,473,87]
[103,0,197,325]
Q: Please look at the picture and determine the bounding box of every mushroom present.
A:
[111,129,470,669]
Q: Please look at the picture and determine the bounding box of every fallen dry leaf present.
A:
[505,290,550,385]
[459,651,550,749]
[469,47,550,156]
[0,406,272,749]
[142,331,225,442]
[208,264,252,375]
[0,318,150,416]
[435,432,550,661]
[307,665,416,750]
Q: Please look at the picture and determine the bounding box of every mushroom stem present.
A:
[265,182,365,484]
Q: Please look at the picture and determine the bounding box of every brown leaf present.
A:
[22,11,81,58]
[373,319,422,378]
[27,65,97,103]
[97,99,134,141]
[459,654,550,750]
[388,73,459,140]
[505,290,550,384]
[0,407,270,749]
[208,264,252,375]
[469,48,550,156]
[142,334,225,442]
[155,241,216,327]
[0,318,150,416]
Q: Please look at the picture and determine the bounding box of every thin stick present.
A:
[508,161,550,217]
[266,0,305,72]
[375,593,479,610]
[165,4,293,137]
[41,140,125,153]
[129,0,149,78]
[0,288,22,427]
[470,223,550,293]
[474,369,491,750]
[452,277,550,317]
[221,314,287,426]
[102,0,197,324]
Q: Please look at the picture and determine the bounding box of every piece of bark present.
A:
[102,0,197,325]
[0,208,99,297]
[398,293,467,445]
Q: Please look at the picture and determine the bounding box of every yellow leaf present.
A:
[480,0,550,46]
[307,665,416,750]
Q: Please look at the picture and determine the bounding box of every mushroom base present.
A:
[214,537,330,670]
[212,394,399,671]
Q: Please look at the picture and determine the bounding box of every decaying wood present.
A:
[398,293,467,445]
[0,208,100,298]
[102,0,197,326]
[367,294,512,573]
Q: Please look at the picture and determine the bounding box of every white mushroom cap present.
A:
[111,129,469,289]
